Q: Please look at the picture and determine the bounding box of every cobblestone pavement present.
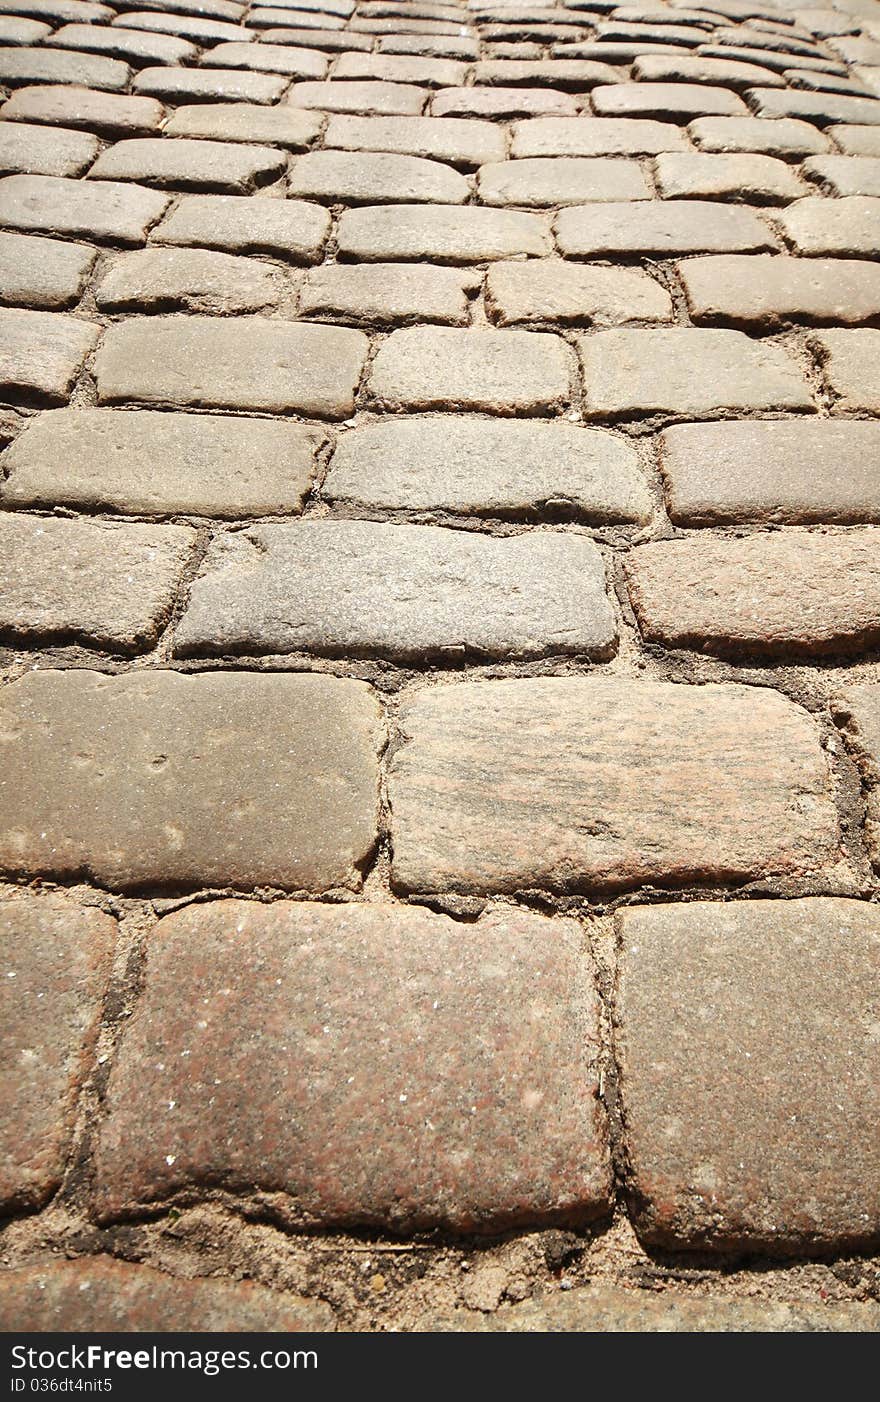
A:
[1,0,880,1335]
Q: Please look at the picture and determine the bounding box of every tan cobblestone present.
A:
[556,200,774,255]
[163,102,323,147]
[288,148,470,202]
[478,155,651,205]
[323,112,506,166]
[150,192,330,260]
[0,231,96,308]
[487,259,672,326]
[0,172,170,244]
[299,261,475,324]
[811,326,880,409]
[0,306,99,403]
[94,246,286,314]
[0,84,165,137]
[368,326,571,413]
[337,202,552,261]
[679,253,880,325]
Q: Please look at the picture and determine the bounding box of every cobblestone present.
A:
[389,677,838,894]
[368,325,571,412]
[96,316,367,416]
[777,193,880,255]
[299,260,475,323]
[164,102,323,147]
[654,150,808,199]
[150,193,330,260]
[660,419,880,523]
[323,416,650,521]
[0,893,115,1211]
[337,202,551,260]
[679,252,880,325]
[0,408,321,517]
[811,327,880,409]
[625,528,880,657]
[94,247,286,313]
[486,259,672,325]
[0,512,195,650]
[288,148,470,202]
[0,1259,335,1331]
[0,122,101,178]
[617,899,880,1253]
[579,328,812,419]
[0,172,170,244]
[324,112,506,165]
[0,231,96,308]
[0,306,98,404]
[555,200,775,254]
[688,113,830,154]
[834,682,880,870]
[0,670,382,890]
[93,900,611,1231]
[175,519,615,661]
[0,85,165,137]
[88,137,288,194]
[477,155,651,205]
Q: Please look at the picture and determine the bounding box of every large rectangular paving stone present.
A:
[0,121,101,178]
[617,899,880,1254]
[0,513,195,651]
[165,103,323,148]
[832,683,880,872]
[95,317,368,417]
[0,409,321,518]
[679,253,880,326]
[776,194,880,257]
[0,86,166,139]
[93,900,611,1232]
[511,117,689,156]
[0,47,132,92]
[0,232,96,311]
[0,1259,334,1332]
[174,520,616,662]
[323,417,652,523]
[336,204,552,261]
[389,677,839,895]
[299,262,476,325]
[477,156,651,206]
[0,174,170,245]
[150,194,330,262]
[487,260,671,326]
[135,67,289,105]
[556,201,775,256]
[94,247,285,315]
[324,114,507,167]
[0,892,115,1212]
[580,328,813,420]
[0,670,382,891]
[88,137,288,194]
[430,1285,880,1332]
[810,328,880,411]
[0,307,98,404]
[660,420,880,524]
[625,528,880,658]
[287,148,470,203]
[368,327,571,414]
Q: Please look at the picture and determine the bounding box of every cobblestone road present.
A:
[1,0,880,1333]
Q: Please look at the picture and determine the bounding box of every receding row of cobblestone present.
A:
[2,0,880,1334]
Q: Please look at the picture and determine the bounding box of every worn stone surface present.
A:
[777,194,880,256]
[0,893,115,1212]
[0,120,101,178]
[0,172,170,244]
[688,114,830,155]
[0,408,320,517]
[134,66,288,104]
[591,81,749,118]
[555,200,775,255]
[0,670,382,891]
[579,328,812,420]
[324,417,651,523]
[747,87,880,126]
[0,46,131,91]
[617,899,880,1253]
[431,86,579,118]
[203,39,328,77]
[47,20,198,66]
[811,327,880,409]
[679,253,880,326]
[337,203,551,261]
[95,317,368,417]
[88,137,287,193]
[94,247,285,314]
[175,519,615,661]
[0,306,98,404]
[477,156,650,206]
[626,528,880,658]
[0,1259,334,1332]
[654,151,808,201]
[288,148,470,203]
[0,511,195,650]
[151,193,330,261]
[832,124,880,155]
[0,85,165,137]
[430,1286,880,1332]
[164,102,322,147]
[287,79,427,114]
[324,113,507,166]
[511,116,688,157]
[487,259,671,326]
[834,683,880,870]
[93,900,611,1232]
[368,326,571,413]
[299,261,475,325]
[0,231,96,309]
[389,677,838,895]
[660,419,880,524]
